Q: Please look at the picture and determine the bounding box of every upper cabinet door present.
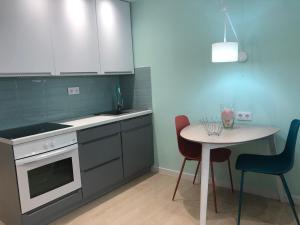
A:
[97,0,134,75]
[0,0,54,75]
[50,0,100,75]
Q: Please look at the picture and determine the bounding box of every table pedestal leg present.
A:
[268,135,285,202]
[200,144,211,225]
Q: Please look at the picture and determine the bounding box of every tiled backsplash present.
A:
[120,67,152,109]
[0,76,118,130]
[0,68,152,131]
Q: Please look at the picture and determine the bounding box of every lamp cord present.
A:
[224,14,227,42]
[224,10,239,42]
[219,0,239,42]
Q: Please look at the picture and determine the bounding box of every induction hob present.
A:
[0,123,72,140]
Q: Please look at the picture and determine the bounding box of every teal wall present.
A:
[131,0,300,198]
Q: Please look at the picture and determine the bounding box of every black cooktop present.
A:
[0,123,72,140]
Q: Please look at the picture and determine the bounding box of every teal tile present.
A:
[0,75,120,130]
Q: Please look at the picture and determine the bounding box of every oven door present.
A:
[15,144,81,214]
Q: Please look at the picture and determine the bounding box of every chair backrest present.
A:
[282,119,300,171]
[175,115,190,156]
[175,115,203,160]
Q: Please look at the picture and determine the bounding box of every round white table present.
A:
[180,124,280,225]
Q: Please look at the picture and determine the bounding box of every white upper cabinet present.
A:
[0,0,54,75]
[50,0,100,75]
[96,0,134,75]
[0,0,135,76]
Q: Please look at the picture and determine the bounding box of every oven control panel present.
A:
[13,132,77,160]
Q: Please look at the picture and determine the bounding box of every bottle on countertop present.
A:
[114,84,124,114]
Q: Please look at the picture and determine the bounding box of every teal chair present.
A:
[236,119,300,225]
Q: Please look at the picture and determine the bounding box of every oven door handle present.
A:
[15,144,78,166]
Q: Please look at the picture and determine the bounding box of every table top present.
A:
[180,124,280,145]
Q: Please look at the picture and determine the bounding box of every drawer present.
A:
[79,133,122,171]
[77,122,120,144]
[82,158,123,200]
[22,190,82,225]
[121,115,152,131]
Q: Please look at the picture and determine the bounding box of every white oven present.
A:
[14,132,81,214]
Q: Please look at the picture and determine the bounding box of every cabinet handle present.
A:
[0,72,52,77]
[60,72,98,76]
[104,71,134,75]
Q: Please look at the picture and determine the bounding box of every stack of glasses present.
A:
[200,118,223,136]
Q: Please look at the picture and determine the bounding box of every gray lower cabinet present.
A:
[77,123,124,201]
[78,115,154,200]
[121,115,154,178]
[0,143,83,225]
[22,190,82,225]
[0,114,153,225]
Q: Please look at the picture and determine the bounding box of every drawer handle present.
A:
[80,132,120,145]
[84,157,120,172]
[122,124,152,133]
[0,72,52,77]
[104,71,133,75]
[60,72,98,76]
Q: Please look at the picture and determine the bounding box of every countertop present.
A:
[181,124,279,145]
[0,109,153,146]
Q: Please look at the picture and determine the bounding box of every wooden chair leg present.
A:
[172,158,187,201]
[280,175,300,225]
[228,158,234,193]
[193,161,201,184]
[210,161,218,213]
[237,171,245,225]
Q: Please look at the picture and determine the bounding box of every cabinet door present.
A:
[50,0,100,75]
[81,158,123,200]
[96,0,134,75]
[121,117,154,178]
[0,0,54,75]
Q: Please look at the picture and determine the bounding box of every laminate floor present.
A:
[1,173,299,225]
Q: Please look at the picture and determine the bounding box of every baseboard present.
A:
[292,195,300,205]
[152,166,300,205]
[151,166,196,182]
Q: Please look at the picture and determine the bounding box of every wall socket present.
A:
[236,111,252,121]
[68,87,80,95]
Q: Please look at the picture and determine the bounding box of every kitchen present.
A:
[0,0,299,225]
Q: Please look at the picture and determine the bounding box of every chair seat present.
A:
[211,148,231,162]
[236,153,290,175]
[186,147,231,162]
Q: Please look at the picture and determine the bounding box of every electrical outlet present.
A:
[236,111,252,121]
[68,87,80,95]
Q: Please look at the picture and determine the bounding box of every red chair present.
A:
[172,115,234,213]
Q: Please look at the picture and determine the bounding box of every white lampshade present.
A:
[212,42,239,63]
